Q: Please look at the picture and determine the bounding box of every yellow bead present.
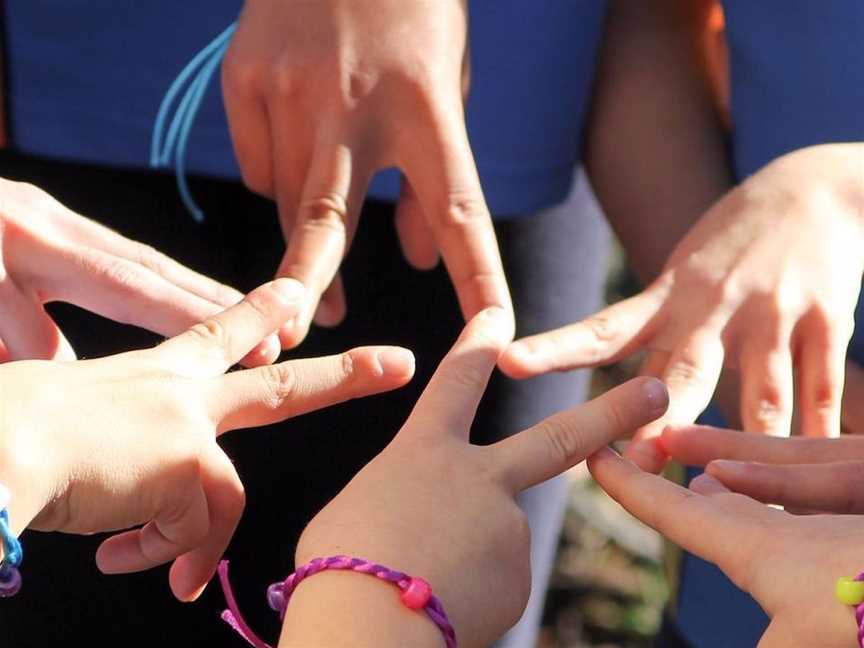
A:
[836,577,864,605]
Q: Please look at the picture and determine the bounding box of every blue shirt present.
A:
[3,1,606,217]
[678,2,864,647]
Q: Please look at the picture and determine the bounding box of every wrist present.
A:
[277,568,444,648]
[0,390,48,535]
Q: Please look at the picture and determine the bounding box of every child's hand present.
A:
[589,448,862,648]
[501,144,864,471]
[661,425,864,512]
[0,177,279,364]
[223,0,512,347]
[281,309,668,647]
[0,279,414,602]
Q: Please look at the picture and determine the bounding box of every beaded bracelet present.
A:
[218,557,457,648]
[836,573,864,647]
[0,485,23,597]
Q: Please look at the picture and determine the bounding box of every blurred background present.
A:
[539,4,729,645]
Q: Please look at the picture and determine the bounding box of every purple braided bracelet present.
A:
[218,557,457,648]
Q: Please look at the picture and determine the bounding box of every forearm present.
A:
[586,0,732,284]
[278,572,444,648]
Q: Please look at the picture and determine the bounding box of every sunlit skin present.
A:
[0,280,415,601]
[223,0,512,347]
[503,144,864,471]
[0,177,280,364]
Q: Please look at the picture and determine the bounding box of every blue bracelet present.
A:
[0,508,23,597]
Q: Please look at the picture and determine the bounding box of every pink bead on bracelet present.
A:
[218,557,457,648]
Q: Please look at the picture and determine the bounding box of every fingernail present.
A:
[708,459,745,476]
[377,348,415,378]
[689,473,725,494]
[270,278,305,303]
[480,307,515,342]
[594,446,621,460]
[626,439,667,472]
[183,583,207,603]
[642,378,670,414]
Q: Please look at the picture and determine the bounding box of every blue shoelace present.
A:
[150,23,237,222]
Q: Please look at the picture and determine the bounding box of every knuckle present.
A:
[577,315,618,363]
[539,416,585,466]
[752,383,788,420]
[666,356,704,386]
[583,315,617,344]
[187,318,229,346]
[810,378,841,411]
[224,57,266,95]
[601,397,630,438]
[751,403,787,431]
[260,362,298,409]
[135,244,170,277]
[438,192,487,230]
[299,193,349,231]
[340,350,357,381]
[102,258,146,293]
[271,64,300,100]
[242,287,276,321]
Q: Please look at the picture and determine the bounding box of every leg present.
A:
[478,169,612,648]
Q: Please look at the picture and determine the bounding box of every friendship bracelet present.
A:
[835,573,864,647]
[0,485,23,597]
[217,557,457,648]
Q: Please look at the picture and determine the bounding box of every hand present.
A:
[842,361,864,434]
[0,177,280,364]
[589,448,862,648]
[0,279,414,602]
[502,144,864,471]
[660,425,864,512]
[222,0,512,346]
[279,310,668,648]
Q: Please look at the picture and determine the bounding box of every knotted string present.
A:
[0,508,23,597]
[217,558,457,648]
[150,23,237,222]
